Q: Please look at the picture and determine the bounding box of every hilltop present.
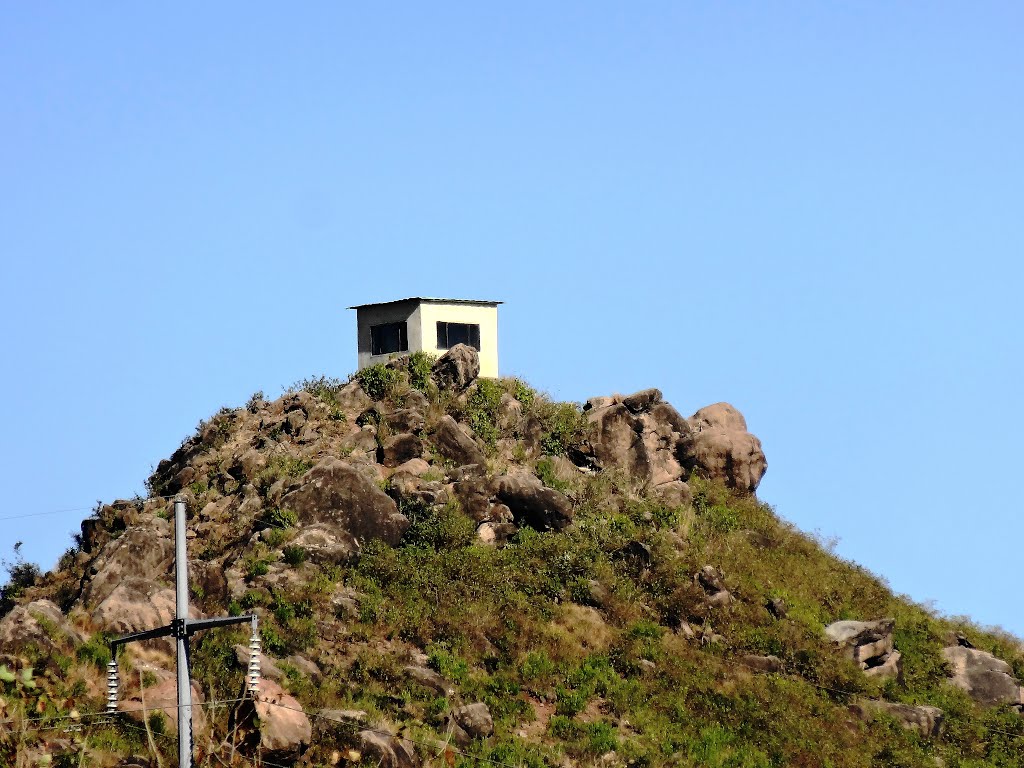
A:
[1,345,1022,768]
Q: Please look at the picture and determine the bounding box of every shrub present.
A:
[357,363,403,401]
[531,400,587,457]
[464,379,505,450]
[282,545,307,566]
[258,507,298,530]
[408,351,437,392]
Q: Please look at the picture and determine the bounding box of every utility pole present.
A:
[106,498,260,768]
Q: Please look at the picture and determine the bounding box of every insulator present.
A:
[247,614,261,695]
[105,659,119,713]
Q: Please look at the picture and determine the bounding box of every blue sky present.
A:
[1,4,1021,636]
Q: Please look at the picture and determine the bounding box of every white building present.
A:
[349,297,501,377]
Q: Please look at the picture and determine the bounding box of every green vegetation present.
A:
[357,362,403,401]
[408,350,437,392]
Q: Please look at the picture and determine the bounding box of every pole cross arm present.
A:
[109,624,174,650]
[185,614,256,635]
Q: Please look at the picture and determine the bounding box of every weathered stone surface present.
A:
[403,664,455,696]
[249,680,312,758]
[393,457,431,477]
[121,675,208,739]
[850,700,944,739]
[335,379,373,413]
[432,415,486,467]
[825,619,898,673]
[388,471,447,508]
[622,388,662,414]
[864,650,903,681]
[356,729,419,768]
[680,403,767,493]
[380,433,423,468]
[290,524,357,564]
[82,523,175,608]
[384,408,426,435]
[942,646,1024,706]
[476,521,518,546]
[448,702,494,746]
[584,404,649,480]
[493,471,573,530]
[655,480,692,508]
[497,393,524,431]
[741,654,784,674]
[432,344,480,391]
[281,458,409,555]
[0,600,81,653]
[91,578,176,637]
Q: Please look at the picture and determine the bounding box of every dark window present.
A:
[370,322,408,356]
[436,321,480,351]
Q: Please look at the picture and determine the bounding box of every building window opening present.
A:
[436,321,480,351]
[371,322,408,356]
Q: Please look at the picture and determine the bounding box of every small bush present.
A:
[282,545,307,566]
[258,507,298,530]
[464,379,505,450]
[408,351,437,392]
[357,363,403,401]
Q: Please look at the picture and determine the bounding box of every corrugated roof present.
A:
[347,297,503,309]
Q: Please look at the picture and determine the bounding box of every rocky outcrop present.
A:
[431,416,486,467]
[825,619,901,680]
[695,565,734,608]
[81,522,175,608]
[447,702,494,746]
[280,458,409,558]
[580,390,766,494]
[120,674,208,739]
[679,403,767,493]
[0,600,81,654]
[454,471,573,539]
[233,680,312,761]
[942,645,1024,706]
[431,344,480,391]
[356,729,419,768]
[850,700,944,739]
[91,578,176,637]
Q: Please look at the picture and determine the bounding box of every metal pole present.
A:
[174,498,193,768]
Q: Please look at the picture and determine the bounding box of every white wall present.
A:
[417,302,499,377]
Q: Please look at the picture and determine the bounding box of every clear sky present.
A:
[1,4,1021,636]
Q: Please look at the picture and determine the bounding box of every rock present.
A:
[432,344,480,391]
[335,379,373,414]
[622,388,662,414]
[234,644,284,682]
[825,619,897,671]
[676,622,696,640]
[342,426,379,460]
[680,403,767,493]
[388,471,447,508]
[765,597,788,619]
[330,586,363,616]
[614,541,653,568]
[584,395,620,411]
[402,390,430,411]
[941,646,1024,706]
[290,524,358,564]
[695,566,727,594]
[356,729,419,768]
[403,664,455,696]
[384,408,426,435]
[281,458,409,556]
[393,457,431,477]
[91,579,176,638]
[0,600,81,653]
[493,471,573,530]
[497,393,524,430]
[584,404,650,480]
[242,679,312,759]
[655,480,692,508]
[864,650,903,681]
[448,702,494,746]
[380,433,424,467]
[432,415,487,467]
[850,700,944,739]
[741,654,784,674]
[121,675,208,739]
[82,523,175,608]
[285,654,322,682]
[476,521,518,546]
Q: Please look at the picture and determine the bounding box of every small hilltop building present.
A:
[350,297,501,377]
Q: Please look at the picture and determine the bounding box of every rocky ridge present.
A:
[0,345,1021,767]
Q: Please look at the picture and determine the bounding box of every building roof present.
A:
[348,297,503,310]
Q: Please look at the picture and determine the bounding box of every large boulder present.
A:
[432,416,486,467]
[825,619,900,678]
[447,702,494,747]
[92,579,177,637]
[0,600,81,654]
[280,458,409,555]
[82,523,175,608]
[850,700,944,739]
[493,472,574,531]
[679,403,767,492]
[120,673,208,740]
[356,729,419,768]
[233,679,312,760]
[432,344,480,391]
[942,646,1024,706]
[380,433,423,467]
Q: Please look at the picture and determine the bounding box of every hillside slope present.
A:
[1,346,1022,768]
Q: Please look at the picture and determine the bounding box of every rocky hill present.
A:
[1,345,1022,768]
